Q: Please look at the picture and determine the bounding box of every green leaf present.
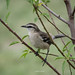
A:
[55,57,65,60]
[5,12,10,22]
[22,35,28,40]
[9,41,20,46]
[23,50,29,53]
[62,61,65,75]
[20,53,28,58]
[42,0,50,4]
[63,41,71,52]
[6,0,10,9]
[20,50,29,58]
[65,54,70,60]
[38,3,43,6]
[46,0,50,3]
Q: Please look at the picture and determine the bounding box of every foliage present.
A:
[20,50,29,58]
[9,41,20,46]
[62,61,66,75]
[5,12,10,22]
[22,35,29,40]
[6,0,10,9]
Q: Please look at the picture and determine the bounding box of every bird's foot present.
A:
[35,51,39,56]
[42,58,47,66]
[35,48,40,56]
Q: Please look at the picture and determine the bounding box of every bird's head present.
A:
[21,23,40,32]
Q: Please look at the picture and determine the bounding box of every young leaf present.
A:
[55,57,65,60]
[20,53,28,58]
[6,0,10,9]
[9,41,19,46]
[63,41,71,52]
[5,12,10,22]
[69,57,75,59]
[46,0,50,4]
[22,35,28,40]
[42,0,50,4]
[20,50,29,58]
[62,61,65,75]
[38,3,43,6]
[23,50,29,53]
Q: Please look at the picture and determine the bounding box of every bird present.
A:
[21,23,65,65]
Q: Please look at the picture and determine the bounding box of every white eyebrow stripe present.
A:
[27,25,36,27]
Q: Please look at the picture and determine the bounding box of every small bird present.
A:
[21,23,65,65]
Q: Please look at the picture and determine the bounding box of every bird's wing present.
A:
[39,31,52,45]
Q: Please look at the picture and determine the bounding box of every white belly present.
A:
[28,32,49,49]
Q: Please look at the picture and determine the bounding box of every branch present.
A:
[64,0,72,18]
[38,9,75,41]
[40,52,59,57]
[47,8,69,54]
[29,51,59,57]
[0,19,61,75]
[69,64,72,75]
[72,6,75,16]
[40,3,70,25]
[33,4,54,43]
[33,5,75,69]
[64,0,75,46]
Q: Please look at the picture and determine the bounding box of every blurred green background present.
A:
[0,0,75,75]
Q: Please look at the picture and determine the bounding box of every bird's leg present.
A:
[35,48,40,56]
[42,48,49,66]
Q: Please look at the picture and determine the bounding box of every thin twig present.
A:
[33,4,54,43]
[47,8,68,50]
[70,59,75,64]
[38,9,75,41]
[48,11,74,63]
[33,4,75,69]
[69,64,72,75]
[41,3,70,25]
[40,52,59,57]
[0,18,61,75]
[29,51,59,57]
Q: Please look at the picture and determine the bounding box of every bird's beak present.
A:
[21,25,27,28]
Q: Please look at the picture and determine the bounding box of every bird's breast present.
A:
[28,32,49,49]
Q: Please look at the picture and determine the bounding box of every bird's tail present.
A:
[53,34,65,39]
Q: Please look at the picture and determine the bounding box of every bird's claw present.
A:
[42,58,47,66]
[35,51,39,56]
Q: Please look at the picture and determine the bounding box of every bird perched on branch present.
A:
[21,23,65,65]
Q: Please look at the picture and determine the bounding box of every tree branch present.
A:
[72,6,75,16]
[40,3,70,25]
[64,0,72,18]
[29,51,59,57]
[33,5,75,69]
[38,9,75,41]
[69,64,72,75]
[64,0,75,46]
[47,8,69,55]
[0,18,61,75]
